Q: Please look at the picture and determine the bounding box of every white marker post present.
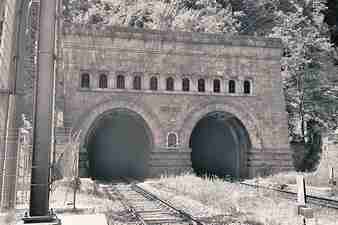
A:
[329,167,336,185]
[296,175,314,225]
[297,175,306,206]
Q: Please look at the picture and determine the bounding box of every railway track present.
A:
[97,177,338,224]
[98,178,205,225]
[240,182,338,209]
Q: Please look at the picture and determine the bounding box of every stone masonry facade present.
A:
[0,0,20,208]
[57,23,293,178]
[0,0,19,162]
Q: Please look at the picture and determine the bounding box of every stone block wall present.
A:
[0,0,18,91]
[0,0,20,207]
[0,0,19,156]
[57,23,293,178]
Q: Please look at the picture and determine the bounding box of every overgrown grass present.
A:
[0,211,15,225]
[49,178,116,214]
[155,172,338,225]
[256,171,328,187]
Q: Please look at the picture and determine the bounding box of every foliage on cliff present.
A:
[324,0,338,47]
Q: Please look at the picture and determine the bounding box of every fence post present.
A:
[296,175,314,225]
[1,95,18,210]
[14,128,22,207]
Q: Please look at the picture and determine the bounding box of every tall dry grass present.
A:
[252,170,338,198]
[49,178,115,214]
[0,211,15,225]
[156,172,338,225]
[256,171,331,187]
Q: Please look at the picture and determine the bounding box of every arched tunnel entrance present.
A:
[86,109,152,180]
[189,111,252,179]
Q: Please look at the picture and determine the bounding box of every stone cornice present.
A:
[77,87,257,98]
[61,44,281,61]
[62,23,282,49]
[0,89,10,94]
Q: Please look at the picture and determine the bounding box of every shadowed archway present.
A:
[86,109,153,180]
[189,111,251,178]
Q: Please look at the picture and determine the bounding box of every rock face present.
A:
[56,23,293,179]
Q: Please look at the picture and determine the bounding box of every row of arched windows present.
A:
[80,73,252,94]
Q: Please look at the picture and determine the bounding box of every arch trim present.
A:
[179,101,262,149]
[73,98,163,150]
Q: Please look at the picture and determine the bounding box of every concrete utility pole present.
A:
[29,0,57,217]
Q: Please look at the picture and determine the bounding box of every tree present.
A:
[51,130,81,210]
[269,0,338,170]
[324,0,338,47]
[62,0,241,34]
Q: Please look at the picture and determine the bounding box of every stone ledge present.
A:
[150,160,192,166]
[249,149,293,155]
[77,87,257,97]
[63,23,282,49]
[62,44,281,61]
[154,147,192,153]
[150,152,191,160]
[247,161,294,167]
[0,88,10,94]
[149,166,192,177]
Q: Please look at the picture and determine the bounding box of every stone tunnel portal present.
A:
[190,111,251,179]
[86,109,152,180]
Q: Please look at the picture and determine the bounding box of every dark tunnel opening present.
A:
[86,109,152,180]
[189,111,251,179]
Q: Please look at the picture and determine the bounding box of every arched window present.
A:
[166,77,174,91]
[99,74,107,88]
[150,76,158,91]
[213,79,220,93]
[133,76,141,90]
[167,132,178,147]
[229,80,236,93]
[81,73,90,88]
[244,80,251,94]
[117,75,125,89]
[198,79,205,92]
[182,78,190,92]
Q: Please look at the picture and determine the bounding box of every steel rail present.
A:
[113,177,206,225]
[239,182,338,209]
[131,183,205,225]
[99,181,147,225]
